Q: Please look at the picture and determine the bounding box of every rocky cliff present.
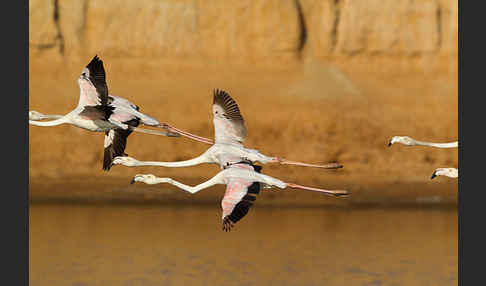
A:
[29,1,458,204]
[30,0,457,75]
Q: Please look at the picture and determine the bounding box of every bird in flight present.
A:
[388,135,458,180]
[112,89,343,170]
[130,160,349,232]
[29,55,183,170]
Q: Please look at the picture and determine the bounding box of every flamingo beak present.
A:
[130,178,136,184]
[388,142,392,147]
[430,173,437,180]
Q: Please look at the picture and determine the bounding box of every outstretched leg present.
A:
[130,171,226,194]
[285,183,349,197]
[239,169,349,197]
[242,149,343,169]
[159,123,214,145]
[130,127,180,137]
[270,157,343,169]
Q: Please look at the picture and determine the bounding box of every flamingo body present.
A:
[29,55,167,170]
[113,89,342,170]
[130,160,348,231]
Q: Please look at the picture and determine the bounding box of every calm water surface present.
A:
[30,203,457,286]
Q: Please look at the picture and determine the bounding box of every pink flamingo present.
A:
[131,160,349,232]
[28,55,187,170]
[113,89,342,170]
[388,136,458,179]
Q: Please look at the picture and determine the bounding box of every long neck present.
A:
[29,117,68,127]
[413,140,458,148]
[135,154,211,167]
[160,172,225,194]
[44,114,64,119]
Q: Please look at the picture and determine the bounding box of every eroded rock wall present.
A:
[29,0,458,74]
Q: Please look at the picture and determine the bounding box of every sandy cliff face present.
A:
[29,1,458,202]
[29,0,457,74]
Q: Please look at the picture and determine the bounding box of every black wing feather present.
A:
[102,119,139,171]
[222,164,262,232]
[86,55,109,106]
[213,89,245,123]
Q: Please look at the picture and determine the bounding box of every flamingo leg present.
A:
[159,123,214,145]
[286,183,349,197]
[130,127,180,137]
[275,158,343,169]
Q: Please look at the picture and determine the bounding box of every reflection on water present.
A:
[30,203,457,286]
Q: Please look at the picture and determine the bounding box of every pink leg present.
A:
[159,123,214,145]
[273,157,343,169]
[286,183,349,197]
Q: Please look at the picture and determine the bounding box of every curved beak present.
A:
[430,172,437,180]
[388,142,392,147]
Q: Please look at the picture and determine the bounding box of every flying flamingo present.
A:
[430,168,458,179]
[29,111,180,137]
[388,136,457,148]
[112,89,342,170]
[388,135,458,179]
[130,160,349,232]
[28,55,192,170]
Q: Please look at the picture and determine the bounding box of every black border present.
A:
[458,1,462,284]
[459,0,484,285]
[1,0,29,285]
[12,1,469,285]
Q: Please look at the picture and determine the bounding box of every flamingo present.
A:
[431,168,458,179]
[28,55,190,170]
[388,135,458,179]
[388,136,457,148]
[130,160,349,232]
[112,89,343,170]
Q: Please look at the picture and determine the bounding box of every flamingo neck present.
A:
[42,114,64,120]
[29,117,68,127]
[135,154,211,167]
[413,140,458,148]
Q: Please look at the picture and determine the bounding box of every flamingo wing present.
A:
[77,55,110,107]
[108,95,160,126]
[102,117,140,171]
[212,89,247,144]
[109,95,139,111]
[221,164,262,232]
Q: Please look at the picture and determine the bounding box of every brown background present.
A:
[29,0,458,205]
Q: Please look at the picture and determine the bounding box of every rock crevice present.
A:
[29,0,458,73]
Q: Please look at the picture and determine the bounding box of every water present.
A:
[30,203,457,286]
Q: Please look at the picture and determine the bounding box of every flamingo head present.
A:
[112,156,139,167]
[388,136,414,147]
[77,67,91,85]
[130,174,157,184]
[431,168,458,179]
[29,110,46,120]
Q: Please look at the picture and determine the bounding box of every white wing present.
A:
[221,163,262,232]
[212,89,247,144]
[109,95,138,110]
[77,55,109,107]
[109,95,159,126]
